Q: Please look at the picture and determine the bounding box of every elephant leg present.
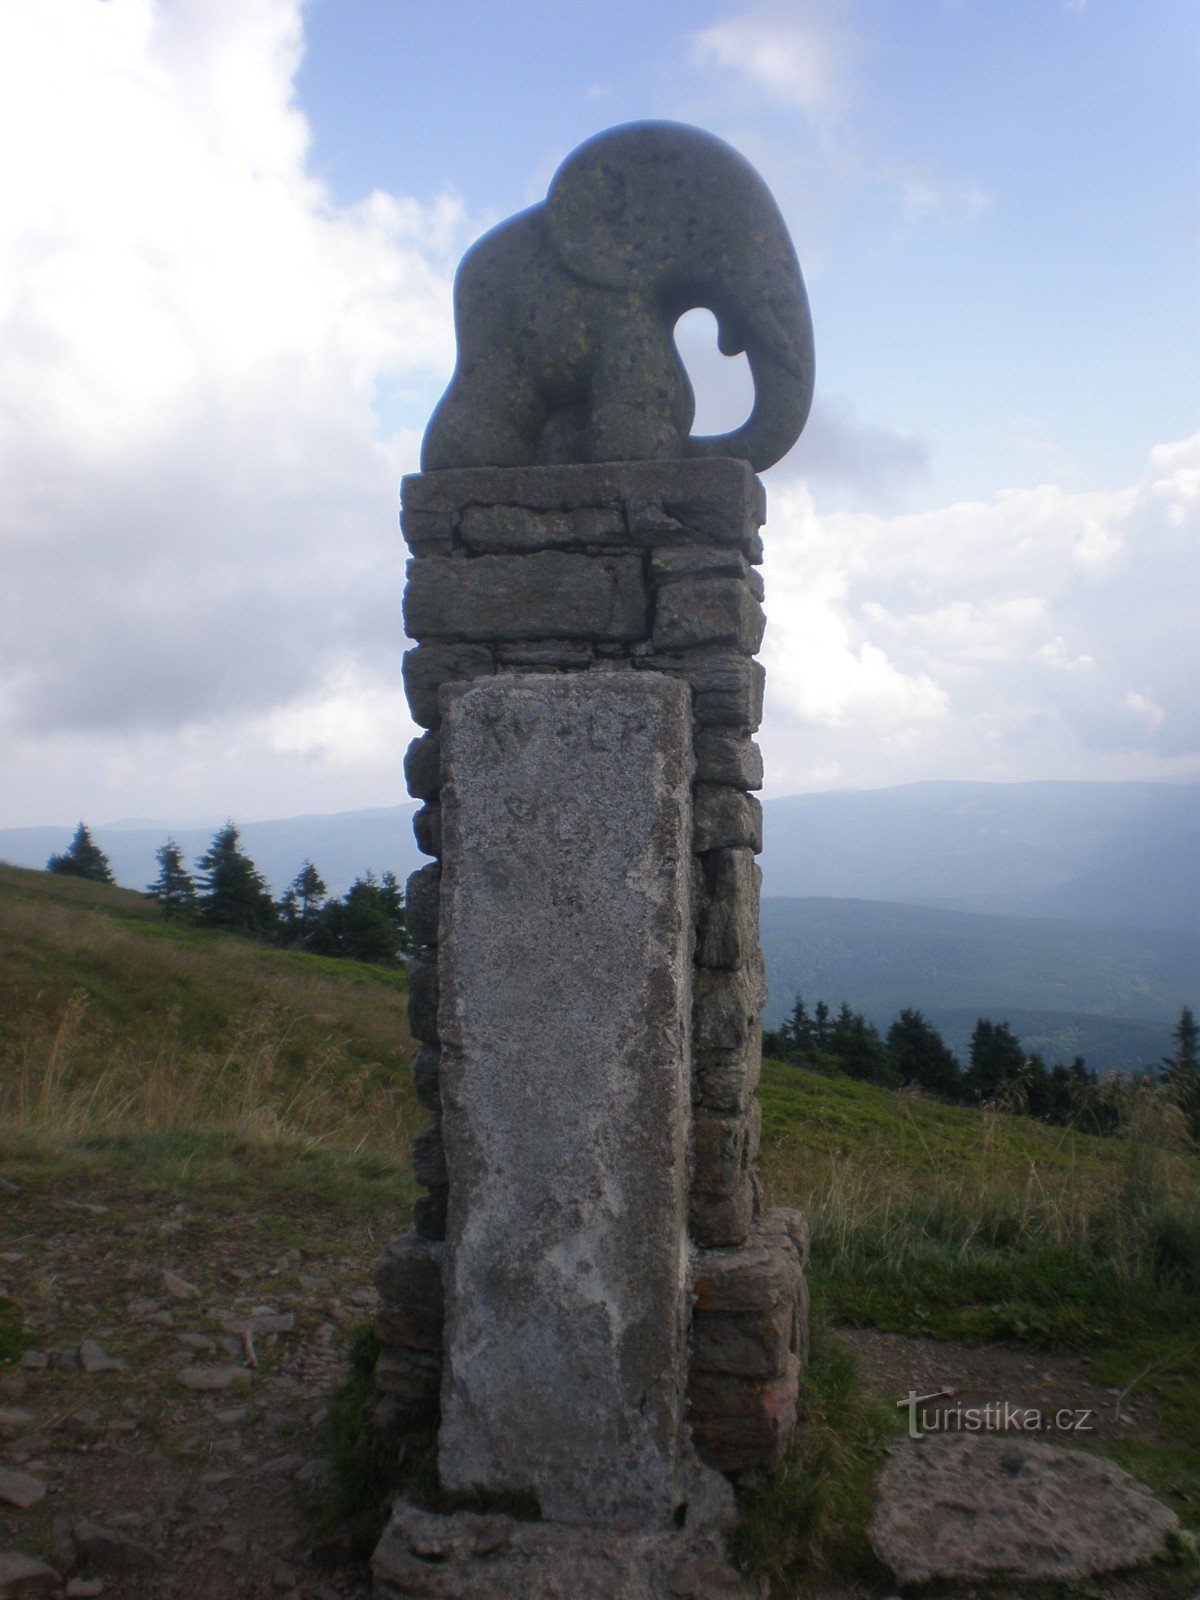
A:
[583,328,694,464]
[422,353,546,472]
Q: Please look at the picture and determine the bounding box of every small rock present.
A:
[177,1366,248,1392]
[187,1489,228,1516]
[0,1411,34,1435]
[0,1550,59,1595]
[271,1567,297,1591]
[0,1178,22,1195]
[17,1354,46,1372]
[213,1407,247,1426]
[161,1270,198,1299]
[176,1334,216,1352]
[66,1581,105,1598]
[146,1311,174,1328]
[0,1467,46,1509]
[78,1339,126,1374]
[72,1521,163,1572]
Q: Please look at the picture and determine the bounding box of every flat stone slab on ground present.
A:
[0,1466,46,1509]
[870,1433,1180,1586]
[0,1551,59,1596]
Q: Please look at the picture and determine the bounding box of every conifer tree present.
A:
[195,822,277,938]
[886,1008,962,1099]
[146,838,196,920]
[46,822,114,884]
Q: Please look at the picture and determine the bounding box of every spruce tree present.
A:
[195,823,277,938]
[886,1008,962,1099]
[46,822,114,884]
[964,1018,1026,1102]
[146,839,196,920]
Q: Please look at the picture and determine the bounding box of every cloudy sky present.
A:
[1,0,1196,828]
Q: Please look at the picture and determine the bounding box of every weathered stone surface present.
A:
[693,957,767,1050]
[460,503,626,552]
[411,1043,441,1110]
[411,1116,447,1189]
[406,952,439,1045]
[693,729,763,790]
[412,802,441,859]
[0,1466,46,1509]
[496,638,594,667]
[177,1365,248,1392]
[688,1355,800,1474]
[649,544,751,586]
[691,1213,805,1321]
[374,1235,444,1335]
[871,1435,1180,1586]
[413,1186,447,1241]
[653,579,765,655]
[404,731,441,799]
[403,643,493,728]
[689,1181,753,1249]
[694,787,763,854]
[691,1301,793,1379]
[404,552,647,644]
[691,1113,748,1197]
[372,1492,755,1600]
[405,457,763,550]
[693,1033,762,1115]
[437,672,703,1524]
[77,1338,126,1374]
[642,649,765,730]
[696,849,760,969]
[405,865,440,948]
[72,1522,164,1572]
[373,1348,442,1421]
[0,1552,59,1595]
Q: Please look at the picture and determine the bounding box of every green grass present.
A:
[758,1056,1200,1535]
[0,862,418,1151]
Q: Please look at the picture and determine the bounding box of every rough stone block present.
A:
[402,643,493,728]
[692,1112,749,1197]
[693,729,763,790]
[696,849,760,969]
[690,1215,805,1319]
[405,865,440,948]
[374,1346,442,1419]
[407,952,439,1046]
[437,672,700,1525]
[412,1114,447,1190]
[412,802,441,859]
[404,552,647,643]
[460,503,626,552]
[411,1043,441,1111]
[404,731,441,799]
[693,957,767,1050]
[688,1355,801,1474]
[694,787,763,854]
[413,1186,447,1241]
[641,649,765,730]
[691,1301,795,1379]
[689,1180,754,1249]
[693,1031,763,1115]
[373,1234,444,1352]
[653,578,765,654]
[402,459,762,551]
[496,639,594,667]
[649,544,752,586]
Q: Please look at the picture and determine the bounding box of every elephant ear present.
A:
[545,120,810,383]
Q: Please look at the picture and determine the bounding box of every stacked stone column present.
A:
[373,455,807,1480]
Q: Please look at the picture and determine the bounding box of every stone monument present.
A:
[370,121,814,1599]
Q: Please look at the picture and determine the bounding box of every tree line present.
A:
[46,820,409,966]
[765,994,1200,1141]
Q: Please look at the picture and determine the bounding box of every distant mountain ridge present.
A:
[3,781,1194,1073]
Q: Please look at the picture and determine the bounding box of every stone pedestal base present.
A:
[372,1498,766,1600]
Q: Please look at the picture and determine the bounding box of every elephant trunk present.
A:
[685,330,814,474]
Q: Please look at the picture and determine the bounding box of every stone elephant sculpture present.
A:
[421,120,815,475]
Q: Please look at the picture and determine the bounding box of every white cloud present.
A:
[0,0,471,822]
[692,6,855,132]
[758,434,1199,791]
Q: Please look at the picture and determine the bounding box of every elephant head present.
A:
[420,121,814,475]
